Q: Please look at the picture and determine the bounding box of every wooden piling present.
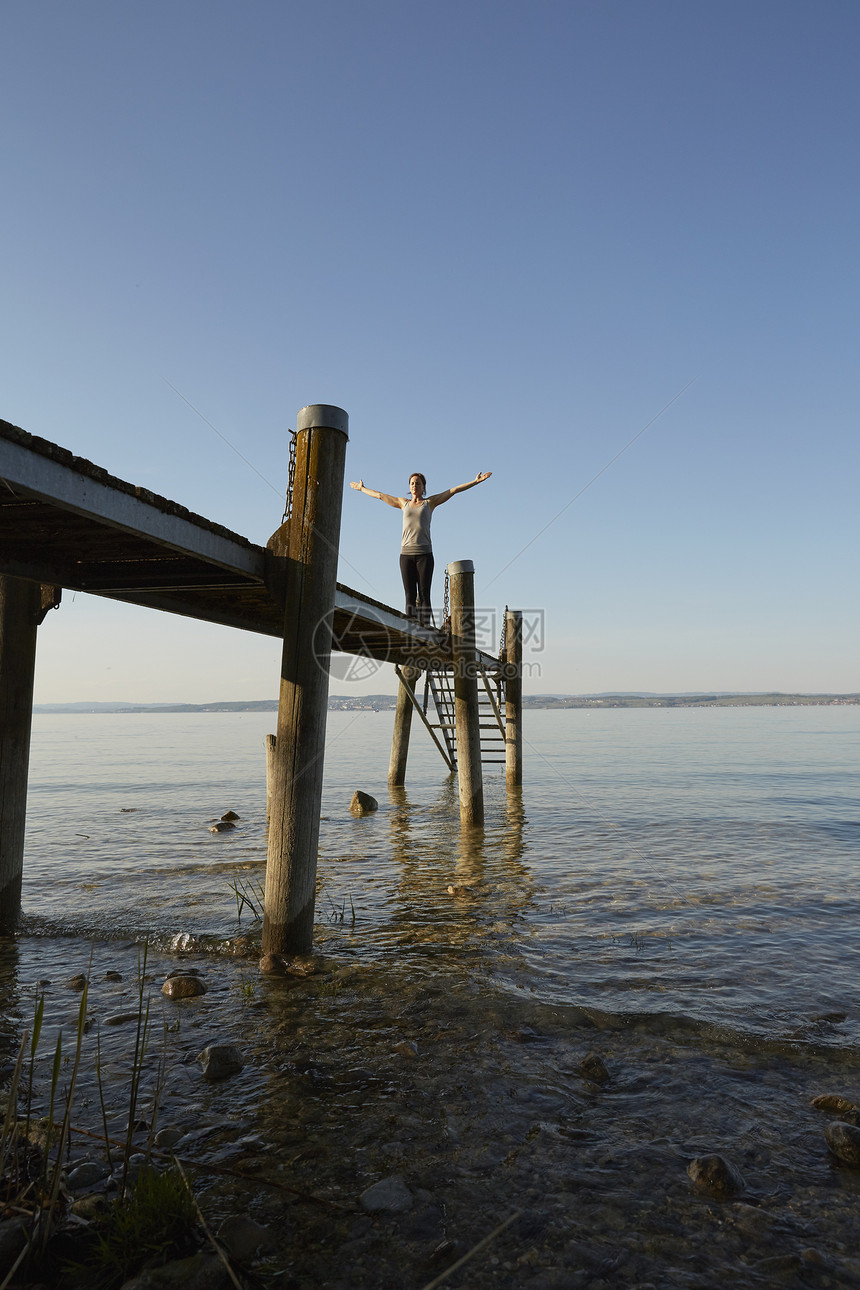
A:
[262,405,348,956]
[447,560,484,828]
[504,609,523,790]
[264,733,277,825]
[0,576,41,933]
[388,665,421,786]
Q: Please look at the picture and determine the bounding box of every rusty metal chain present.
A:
[282,430,297,524]
[498,605,508,661]
[441,569,450,631]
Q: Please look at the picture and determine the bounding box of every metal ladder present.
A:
[424,664,506,770]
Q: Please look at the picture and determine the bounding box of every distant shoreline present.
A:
[32,692,860,714]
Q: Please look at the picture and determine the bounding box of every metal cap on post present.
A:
[296,405,349,437]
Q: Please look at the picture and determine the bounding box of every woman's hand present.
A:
[474,471,492,483]
[350,480,364,491]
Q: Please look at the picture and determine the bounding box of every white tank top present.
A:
[401,500,432,554]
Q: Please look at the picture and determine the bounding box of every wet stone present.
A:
[220,810,240,821]
[66,973,87,990]
[730,1202,777,1240]
[162,975,207,1000]
[0,1217,29,1264]
[67,1160,110,1190]
[687,1153,745,1198]
[155,1126,185,1149]
[580,1052,611,1084]
[104,970,123,981]
[393,1040,419,1058]
[197,1043,244,1081]
[70,1193,108,1219]
[360,1173,413,1213]
[217,1215,277,1261]
[811,1093,857,1115]
[209,820,235,833]
[350,790,379,815]
[824,1120,860,1165]
[119,1250,234,1289]
[104,1011,143,1025]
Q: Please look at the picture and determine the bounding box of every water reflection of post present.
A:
[384,777,534,952]
[455,812,486,886]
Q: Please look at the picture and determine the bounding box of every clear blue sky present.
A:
[2,0,857,700]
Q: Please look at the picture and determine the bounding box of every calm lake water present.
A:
[19,704,860,1053]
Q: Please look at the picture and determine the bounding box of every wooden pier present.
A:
[0,409,522,949]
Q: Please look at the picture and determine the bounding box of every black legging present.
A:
[400,553,435,625]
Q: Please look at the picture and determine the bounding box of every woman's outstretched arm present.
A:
[427,471,492,509]
[350,480,404,509]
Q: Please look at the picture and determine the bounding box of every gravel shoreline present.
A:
[2,936,860,1288]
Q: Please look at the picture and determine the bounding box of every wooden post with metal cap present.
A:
[447,559,484,827]
[263,404,349,955]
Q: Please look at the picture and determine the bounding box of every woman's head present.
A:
[409,472,427,498]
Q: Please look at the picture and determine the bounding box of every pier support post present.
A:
[263,405,349,955]
[0,576,41,934]
[264,733,277,826]
[447,561,484,828]
[504,609,523,790]
[388,665,421,786]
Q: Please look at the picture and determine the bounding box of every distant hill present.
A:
[33,691,859,714]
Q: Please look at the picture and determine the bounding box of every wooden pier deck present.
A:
[0,406,521,951]
[0,417,494,671]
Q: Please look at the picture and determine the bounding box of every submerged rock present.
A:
[198,1044,244,1081]
[259,953,316,977]
[687,1154,745,1199]
[154,1126,185,1149]
[350,790,378,816]
[825,1120,860,1166]
[580,1052,611,1084]
[360,1173,413,1213]
[66,973,87,990]
[209,820,235,833]
[162,975,207,1000]
[221,810,240,821]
